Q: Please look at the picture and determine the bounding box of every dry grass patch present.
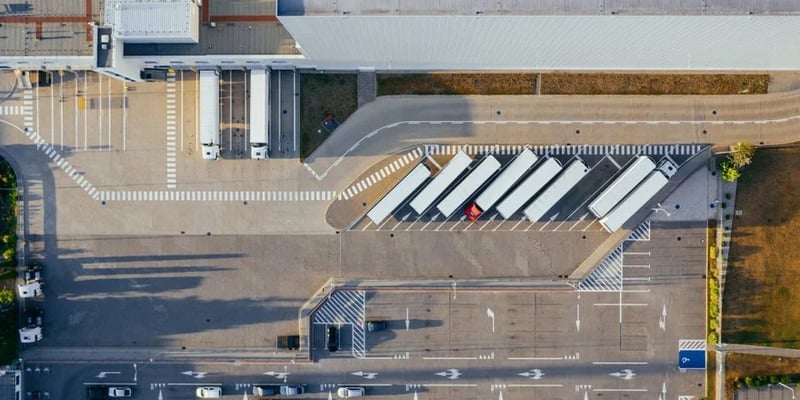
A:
[378,73,538,95]
[722,147,800,348]
[377,73,769,96]
[725,353,800,400]
[541,73,769,95]
[300,73,358,160]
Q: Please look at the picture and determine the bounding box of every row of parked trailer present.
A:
[365,148,677,233]
[199,69,271,160]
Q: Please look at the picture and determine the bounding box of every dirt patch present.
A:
[377,73,769,96]
[722,146,800,348]
[541,73,768,95]
[378,73,538,95]
[300,73,358,160]
[725,353,800,400]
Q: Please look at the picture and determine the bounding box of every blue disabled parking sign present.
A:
[678,349,706,370]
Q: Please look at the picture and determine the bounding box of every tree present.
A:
[728,142,756,169]
[720,159,741,182]
[0,288,13,312]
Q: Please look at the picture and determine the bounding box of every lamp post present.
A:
[778,382,796,400]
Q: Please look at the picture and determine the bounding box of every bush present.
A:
[725,193,732,200]
[729,142,756,169]
[721,159,742,182]
[745,376,755,387]
[708,332,718,344]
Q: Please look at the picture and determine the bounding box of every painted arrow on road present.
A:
[609,369,636,380]
[352,371,379,380]
[96,371,120,378]
[518,369,544,379]
[181,371,207,379]
[435,369,462,380]
[264,371,290,380]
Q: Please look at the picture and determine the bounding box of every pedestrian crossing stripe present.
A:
[99,190,337,202]
[338,147,423,200]
[421,144,707,157]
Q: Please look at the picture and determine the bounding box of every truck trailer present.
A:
[495,157,562,219]
[249,69,270,159]
[409,150,472,214]
[466,149,538,221]
[588,156,655,218]
[598,165,674,232]
[523,158,589,222]
[436,155,501,218]
[199,70,221,160]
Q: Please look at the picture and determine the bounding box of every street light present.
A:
[778,382,796,400]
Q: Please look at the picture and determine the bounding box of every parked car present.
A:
[86,386,106,400]
[280,385,304,396]
[108,387,132,398]
[337,387,366,398]
[253,385,280,396]
[327,325,339,352]
[196,386,222,398]
[25,306,43,328]
[366,321,387,332]
[23,264,42,283]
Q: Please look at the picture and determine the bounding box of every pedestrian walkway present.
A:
[425,144,705,156]
[338,147,423,200]
[100,190,337,202]
[0,105,24,115]
[357,69,376,107]
[166,70,178,189]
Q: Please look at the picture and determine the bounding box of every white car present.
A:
[196,386,222,398]
[108,387,132,398]
[337,387,365,398]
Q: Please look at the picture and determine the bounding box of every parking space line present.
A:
[623,264,650,268]
[592,361,649,365]
[593,303,648,306]
[623,251,650,256]
[422,357,477,360]
[508,357,563,360]
[508,384,564,388]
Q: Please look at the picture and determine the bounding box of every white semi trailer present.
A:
[599,159,677,232]
[199,70,221,160]
[249,69,270,159]
[588,156,655,218]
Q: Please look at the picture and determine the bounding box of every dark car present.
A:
[327,325,339,352]
[87,386,106,400]
[25,306,43,328]
[253,385,280,396]
[366,321,387,332]
[24,264,42,282]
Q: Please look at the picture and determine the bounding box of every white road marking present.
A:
[592,361,649,365]
[508,357,563,360]
[593,303,648,306]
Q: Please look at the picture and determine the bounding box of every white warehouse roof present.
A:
[107,0,200,44]
[279,15,800,70]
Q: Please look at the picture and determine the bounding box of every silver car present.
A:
[196,386,222,398]
[337,387,365,398]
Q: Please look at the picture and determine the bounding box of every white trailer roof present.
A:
[249,69,269,144]
[588,156,655,218]
[474,149,538,211]
[410,150,472,214]
[496,157,562,219]
[599,171,669,233]
[199,70,220,145]
[367,163,431,225]
[436,155,501,217]
[523,159,589,222]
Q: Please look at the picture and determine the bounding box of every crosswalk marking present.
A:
[338,147,423,200]
[312,290,366,359]
[626,220,651,242]
[0,105,24,115]
[97,190,336,202]
[166,71,178,189]
[578,246,624,292]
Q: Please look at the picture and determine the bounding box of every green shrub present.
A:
[745,376,755,387]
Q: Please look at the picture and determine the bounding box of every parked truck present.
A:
[199,70,221,160]
[17,263,43,299]
[249,69,270,159]
[599,159,677,232]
